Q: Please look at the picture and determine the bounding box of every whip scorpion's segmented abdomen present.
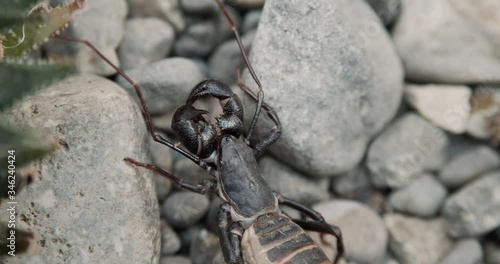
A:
[241,213,331,264]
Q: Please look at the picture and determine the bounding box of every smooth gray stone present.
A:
[389,174,448,217]
[439,146,500,188]
[367,113,448,188]
[241,0,403,177]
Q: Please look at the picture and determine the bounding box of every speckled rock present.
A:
[116,58,206,115]
[242,0,403,177]
[443,171,500,237]
[0,75,160,263]
[389,174,447,217]
[393,0,500,83]
[161,191,210,229]
[438,239,483,264]
[404,84,472,134]
[385,214,453,264]
[439,145,500,188]
[367,113,449,188]
[312,200,388,264]
[118,18,175,70]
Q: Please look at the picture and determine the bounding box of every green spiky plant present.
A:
[0,0,85,256]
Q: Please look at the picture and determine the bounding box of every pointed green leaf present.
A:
[1,0,86,59]
[0,60,73,111]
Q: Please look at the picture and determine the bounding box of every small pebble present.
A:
[439,145,500,188]
[118,18,175,70]
[385,214,453,264]
[161,220,181,255]
[161,192,210,229]
[388,174,447,217]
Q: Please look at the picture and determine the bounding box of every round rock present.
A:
[367,113,449,188]
[116,57,206,115]
[118,18,175,70]
[443,171,500,237]
[388,174,448,217]
[312,200,388,264]
[161,192,210,229]
[0,75,160,263]
[241,0,403,177]
[384,214,453,264]
[439,145,500,188]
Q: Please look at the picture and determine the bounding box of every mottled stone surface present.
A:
[0,75,160,263]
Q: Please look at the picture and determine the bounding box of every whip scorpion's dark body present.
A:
[63,0,345,263]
